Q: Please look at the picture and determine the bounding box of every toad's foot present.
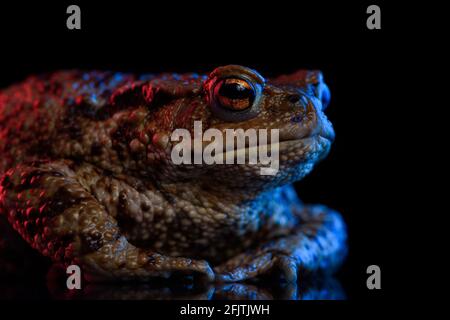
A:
[213,205,347,283]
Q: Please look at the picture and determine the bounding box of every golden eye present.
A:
[214,78,256,111]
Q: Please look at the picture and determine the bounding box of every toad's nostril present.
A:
[287,94,300,103]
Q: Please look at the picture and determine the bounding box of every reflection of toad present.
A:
[0,65,346,282]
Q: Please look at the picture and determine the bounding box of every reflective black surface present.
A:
[1,263,345,300]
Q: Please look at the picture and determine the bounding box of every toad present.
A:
[0,65,346,282]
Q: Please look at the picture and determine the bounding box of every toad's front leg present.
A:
[214,205,347,283]
[0,160,214,281]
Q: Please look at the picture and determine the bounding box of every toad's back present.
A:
[0,71,137,173]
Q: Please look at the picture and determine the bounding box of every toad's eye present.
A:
[204,65,265,122]
[214,78,255,111]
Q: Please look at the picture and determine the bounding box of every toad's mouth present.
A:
[182,123,334,162]
[216,134,332,162]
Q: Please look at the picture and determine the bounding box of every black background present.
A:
[0,0,408,311]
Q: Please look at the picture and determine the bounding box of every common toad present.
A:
[0,65,346,282]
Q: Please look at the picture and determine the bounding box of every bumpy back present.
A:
[0,71,137,173]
